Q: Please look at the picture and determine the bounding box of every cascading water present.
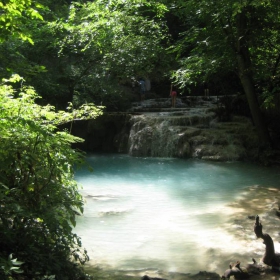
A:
[128,115,184,157]
[123,99,257,161]
[74,154,280,276]
[127,108,217,158]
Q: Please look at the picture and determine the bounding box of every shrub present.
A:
[0,75,102,279]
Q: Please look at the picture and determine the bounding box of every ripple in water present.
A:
[74,154,280,275]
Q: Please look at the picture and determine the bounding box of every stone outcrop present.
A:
[69,113,129,152]
[69,97,260,161]
[221,261,249,279]
[125,112,257,160]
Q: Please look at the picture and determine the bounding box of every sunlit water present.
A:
[74,154,280,275]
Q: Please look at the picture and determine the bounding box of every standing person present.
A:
[170,84,177,108]
[131,77,136,93]
[145,78,151,92]
[139,78,146,102]
[203,81,209,99]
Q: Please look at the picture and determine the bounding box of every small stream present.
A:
[74,154,280,276]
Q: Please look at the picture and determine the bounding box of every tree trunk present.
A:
[236,11,272,147]
[254,215,277,265]
[236,54,271,146]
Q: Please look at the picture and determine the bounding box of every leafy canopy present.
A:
[45,0,171,107]
[0,0,44,43]
[168,0,280,95]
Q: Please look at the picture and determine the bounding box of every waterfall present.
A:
[127,109,217,158]
[124,99,258,160]
[70,97,259,161]
[128,116,181,157]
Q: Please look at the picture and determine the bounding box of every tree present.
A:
[0,0,44,43]
[0,75,102,279]
[0,0,175,110]
[167,0,280,148]
[19,0,173,109]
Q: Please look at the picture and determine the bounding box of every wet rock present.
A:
[221,261,249,279]
[141,276,167,280]
[190,271,220,280]
[68,97,260,161]
[248,215,256,220]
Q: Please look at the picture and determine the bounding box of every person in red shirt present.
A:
[170,84,177,108]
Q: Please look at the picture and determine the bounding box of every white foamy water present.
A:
[74,154,280,274]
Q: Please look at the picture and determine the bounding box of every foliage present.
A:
[0,0,174,110]
[0,75,102,279]
[167,0,280,95]
[52,0,172,106]
[0,254,24,277]
[0,0,44,43]
[164,0,280,146]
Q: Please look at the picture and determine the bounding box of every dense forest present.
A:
[1,0,280,279]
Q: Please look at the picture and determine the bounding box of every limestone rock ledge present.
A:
[69,97,260,162]
[69,114,259,162]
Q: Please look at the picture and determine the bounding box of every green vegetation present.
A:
[166,0,280,147]
[0,0,172,110]
[0,75,102,279]
[1,0,280,278]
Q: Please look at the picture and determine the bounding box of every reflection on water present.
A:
[74,154,280,274]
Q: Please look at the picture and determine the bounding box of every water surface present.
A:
[74,154,280,274]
